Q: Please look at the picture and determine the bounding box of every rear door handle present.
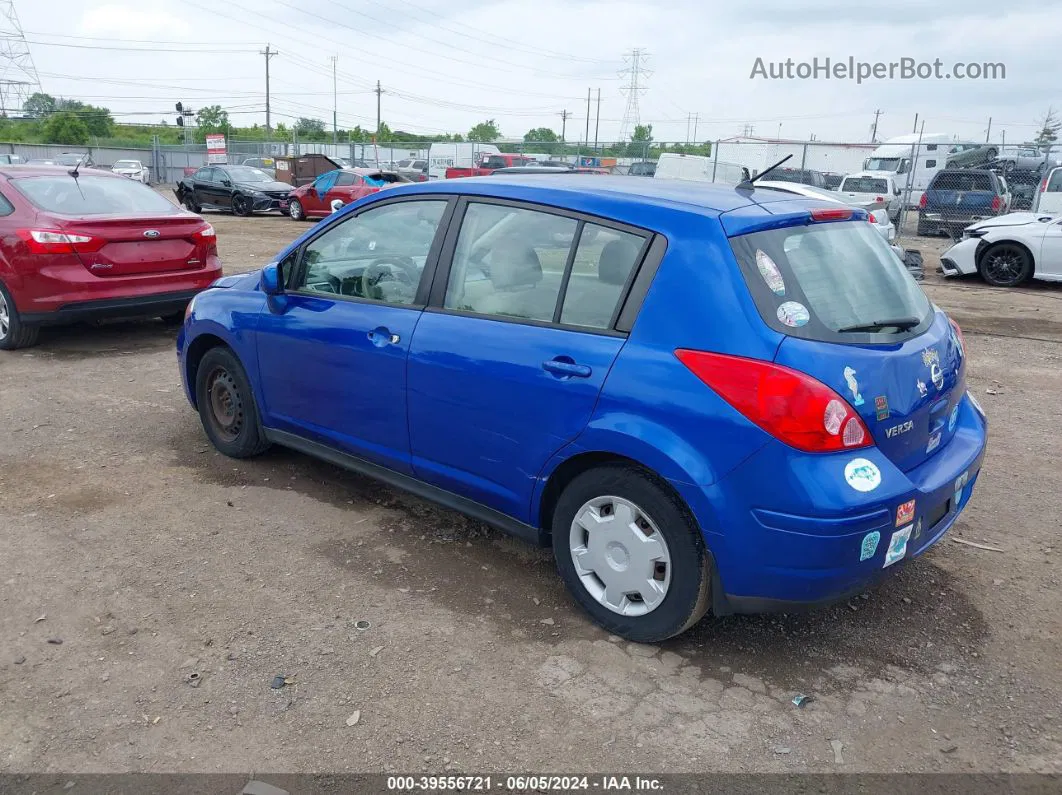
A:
[542,359,591,378]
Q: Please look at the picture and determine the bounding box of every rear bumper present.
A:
[22,289,203,326]
[675,395,988,613]
[919,211,994,234]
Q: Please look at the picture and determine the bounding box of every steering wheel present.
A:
[362,256,419,300]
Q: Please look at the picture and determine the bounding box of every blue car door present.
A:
[407,199,652,521]
[255,196,453,474]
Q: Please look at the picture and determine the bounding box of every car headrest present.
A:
[599,239,640,285]
[489,241,542,290]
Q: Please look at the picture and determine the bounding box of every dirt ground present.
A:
[2,202,1061,777]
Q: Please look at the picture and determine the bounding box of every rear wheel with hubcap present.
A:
[194,346,270,458]
[978,242,1032,287]
[552,466,711,642]
[0,281,40,350]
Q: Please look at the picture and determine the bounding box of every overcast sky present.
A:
[9,0,1061,145]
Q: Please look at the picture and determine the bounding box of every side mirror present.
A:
[221,179,232,187]
[261,262,283,296]
[330,198,345,213]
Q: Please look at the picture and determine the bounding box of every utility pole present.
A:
[594,88,600,152]
[261,45,277,136]
[331,55,338,146]
[585,88,591,160]
[618,48,650,142]
[560,109,570,143]
[986,116,992,143]
[375,80,382,139]
[912,112,919,134]
[693,112,699,143]
[871,109,882,142]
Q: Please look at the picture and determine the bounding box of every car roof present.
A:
[0,165,117,178]
[390,173,825,220]
[841,171,892,180]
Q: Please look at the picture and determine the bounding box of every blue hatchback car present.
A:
[177,175,988,642]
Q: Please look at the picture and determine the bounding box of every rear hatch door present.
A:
[56,214,208,277]
[925,172,997,216]
[727,212,965,472]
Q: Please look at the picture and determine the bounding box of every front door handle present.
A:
[542,358,592,379]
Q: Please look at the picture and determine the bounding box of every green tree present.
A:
[524,127,558,143]
[626,123,653,157]
[54,98,113,137]
[24,92,57,119]
[196,105,230,131]
[41,111,90,145]
[1035,107,1060,150]
[295,117,326,137]
[467,119,500,142]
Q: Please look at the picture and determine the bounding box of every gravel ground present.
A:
[1,202,1061,776]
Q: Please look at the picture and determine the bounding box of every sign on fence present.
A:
[205,134,227,164]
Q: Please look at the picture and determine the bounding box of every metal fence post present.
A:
[711,140,719,181]
[800,143,808,170]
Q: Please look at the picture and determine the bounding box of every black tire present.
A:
[194,346,270,458]
[978,242,1032,288]
[552,466,711,642]
[182,194,202,214]
[288,197,305,221]
[160,308,186,325]
[0,280,40,350]
[231,194,252,217]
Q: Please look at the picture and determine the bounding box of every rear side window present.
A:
[730,221,931,344]
[0,190,14,216]
[931,172,993,191]
[560,224,644,329]
[841,177,889,193]
[335,172,356,186]
[12,175,178,215]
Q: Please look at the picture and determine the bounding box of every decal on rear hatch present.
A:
[842,367,865,407]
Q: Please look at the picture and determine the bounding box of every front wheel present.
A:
[978,242,1032,287]
[194,346,270,458]
[288,197,305,221]
[552,466,711,642]
[231,194,252,217]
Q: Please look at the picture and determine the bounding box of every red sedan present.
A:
[286,168,410,220]
[0,166,221,350]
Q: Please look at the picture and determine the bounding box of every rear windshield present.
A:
[841,176,889,193]
[12,175,178,215]
[730,220,931,344]
[930,172,994,191]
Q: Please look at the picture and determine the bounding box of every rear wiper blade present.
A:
[837,316,921,333]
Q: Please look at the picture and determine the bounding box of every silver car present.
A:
[111,159,149,183]
[755,179,898,246]
[838,172,902,223]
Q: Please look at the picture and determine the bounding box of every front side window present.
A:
[444,203,576,322]
[335,172,356,186]
[295,199,447,306]
[195,167,215,181]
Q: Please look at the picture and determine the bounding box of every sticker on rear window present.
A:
[755,249,786,296]
[884,525,912,567]
[776,301,809,327]
[859,531,880,561]
[843,367,865,407]
[844,458,881,492]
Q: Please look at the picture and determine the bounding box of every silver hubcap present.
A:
[569,496,672,617]
[0,291,9,339]
[289,200,301,218]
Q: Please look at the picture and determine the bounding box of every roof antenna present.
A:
[737,154,793,191]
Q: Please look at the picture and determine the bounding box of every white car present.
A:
[755,180,898,246]
[1033,166,1062,214]
[111,159,149,183]
[940,212,1062,287]
[838,172,903,222]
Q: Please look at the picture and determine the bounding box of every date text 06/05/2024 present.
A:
[386,775,665,791]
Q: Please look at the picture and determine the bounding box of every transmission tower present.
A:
[0,0,41,116]
[618,48,650,142]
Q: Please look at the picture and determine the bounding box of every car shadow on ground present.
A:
[171,427,988,690]
[21,319,178,359]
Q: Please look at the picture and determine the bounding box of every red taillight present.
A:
[875,195,885,203]
[193,223,215,240]
[675,350,871,453]
[16,228,104,255]
[991,195,1002,212]
[919,193,927,209]
[949,317,966,356]
[810,207,852,222]
[867,211,878,224]
[1040,178,1048,193]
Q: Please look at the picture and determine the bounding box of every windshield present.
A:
[12,175,179,215]
[730,220,931,343]
[841,177,889,193]
[224,166,271,182]
[113,160,141,169]
[864,157,901,172]
[56,155,85,166]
